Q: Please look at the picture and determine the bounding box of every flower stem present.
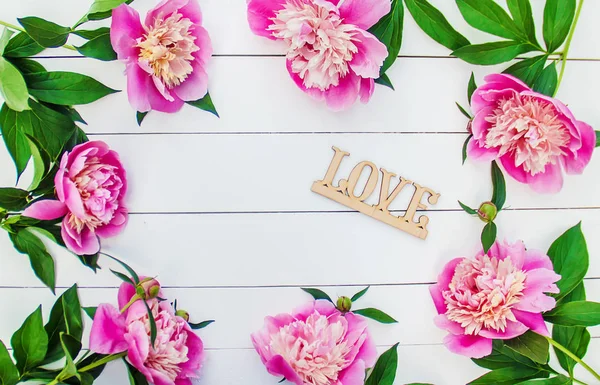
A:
[120,294,141,314]
[554,0,585,96]
[545,336,600,382]
[79,352,128,373]
[0,20,25,33]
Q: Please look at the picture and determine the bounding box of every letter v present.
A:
[375,168,413,212]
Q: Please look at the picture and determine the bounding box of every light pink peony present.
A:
[23,141,128,256]
[430,240,561,358]
[111,0,212,113]
[90,281,204,385]
[247,0,390,111]
[251,300,377,385]
[467,74,595,193]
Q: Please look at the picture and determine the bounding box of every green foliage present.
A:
[365,344,398,385]
[76,33,117,61]
[17,17,71,48]
[352,308,398,324]
[3,33,44,58]
[10,306,48,374]
[543,0,576,52]
[452,41,536,65]
[186,92,219,117]
[44,285,83,364]
[504,55,547,87]
[188,320,215,330]
[547,223,588,301]
[481,221,497,253]
[9,229,56,292]
[533,62,558,96]
[544,301,600,327]
[0,188,29,211]
[0,340,19,385]
[24,71,119,105]
[490,161,506,210]
[504,332,549,364]
[404,0,469,50]
[351,286,370,302]
[369,0,404,82]
[301,288,333,303]
[0,52,29,111]
[456,0,525,40]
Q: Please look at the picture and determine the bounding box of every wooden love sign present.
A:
[311,147,441,240]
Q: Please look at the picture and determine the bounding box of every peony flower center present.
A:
[269,313,351,385]
[443,255,526,335]
[68,157,123,232]
[484,95,571,175]
[269,0,359,91]
[137,12,199,89]
[131,302,189,381]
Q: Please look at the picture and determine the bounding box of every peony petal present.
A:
[443,334,492,358]
[470,106,495,141]
[190,24,213,65]
[438,258,463,290]
[467,136,499,162]
[285,59,326,102]
[338,359,366,385]
[118,281,137,310]
[178,328,204,375]
[110,4,143,61]
[478,320,528,339]
[359,77,375,104]
[177,0,204,24]
[145,0,188,26]
[89,304,128,354]
[522,249,554,271]
[434,314,464,335]
[61,219,100,255]
[247,0,287,39]
[265,355,303,385]
[95,207,129,239]
[499,153,529,184]
[563,120,595,175]
[483,74,531,93]
[349,30,388,79]
[172,59,209,102]
[512,310,550,336]
[323,72,361,111]
[429,285,447,314]
[23,200,67,220]
[125,321,152,380]
[526,162,564,194]
[338,0,392,30]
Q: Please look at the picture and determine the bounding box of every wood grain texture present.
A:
[0,0,599,384]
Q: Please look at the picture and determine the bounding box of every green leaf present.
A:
[0,57,29,112]
[553,325,589,377]
[503,55,548,88]
[532,63,558,97]
[143,301,157,348]
[0,188,29,211]
[10,306,48,373]
[544,301,600,327]
[301,288,333,303]
[83,307,97,320]
[547,222,588,301]
[543,0,576,52]
[126,361,149,385]
[351,286,370,302]
[88,0,129,15]
[17,17,71,48]
[3,32,45,58]
[188,320,215,330]
[0,340,19,385]
[0,100,76,178]
[491,161,506,210]
[467,72,477,104]
[458,200,477,215]
[504,331,549,364]
[352,308,397,323]
[516,375,572,385]
[456,0,525,40]
[26,134,51,191]
[104,254,140,284]
[462,134,473,165]
[596,131,600,147]
[136,111,148,126]
[76,33,117,61]
[9,229,56,292]
[7,58,46,75]
[63,126,89,153]
[375,73,394,90]
[186,92,219,117]
[365,343,398,385]
[86,0,134,24]
[368,0,404,74]
[507,0,539,46]
[111,269,135,285]
[43,285,83,364]
[72,27,110,40]
[472,340,539,370]
[0,29,14,54]
[24,71,119,105]
[56,333,82,382]
[455,102,472,119]
[405,0,470,50]
[452,41,536,65]
[468,367,546,385]
[481,221,497,253]
[43,103,86,125]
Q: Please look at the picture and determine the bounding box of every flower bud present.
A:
[466,119,473,134]
[336,296,352,313]
[478,201,497,223]
[175,309,190,322]
[137,278,161,300]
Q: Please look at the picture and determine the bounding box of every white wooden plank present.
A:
[26,57,600,134]
[3,134,599,214]
[0,284,598,350]
[3,0,600,59]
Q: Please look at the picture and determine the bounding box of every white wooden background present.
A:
[1,0,600,384]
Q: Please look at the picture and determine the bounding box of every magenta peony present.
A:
[467,74,595,193]
[23,141,128,255]
[110,0,212,113]
[251,300,377,385]
[90,281,204,385]
[247,0,390,111]
[430,240,561,358]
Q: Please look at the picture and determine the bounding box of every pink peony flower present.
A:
[251,300,377,385]
[90,281,204,385]
[110,0,212,113]
[247,0,390,111]
[468,74,595,193]
[23,141,128,256]
[430,240,561,358]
